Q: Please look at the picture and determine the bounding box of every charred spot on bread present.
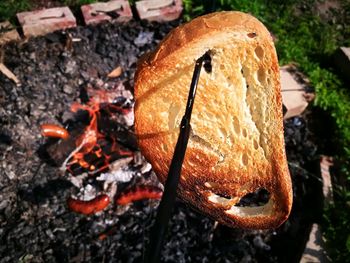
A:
[203,51,212,73]
[247,32,257,38]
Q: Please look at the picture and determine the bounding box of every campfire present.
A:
[40,83,163,216]
[0,19,321,263]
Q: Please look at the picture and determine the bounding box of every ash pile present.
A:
[0,19,319,263]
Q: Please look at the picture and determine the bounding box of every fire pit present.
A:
[0,19,320,262]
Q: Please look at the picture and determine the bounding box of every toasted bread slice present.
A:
[134,11,292,229]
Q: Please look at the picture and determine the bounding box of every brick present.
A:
[333,47,350,81]
[0,21,20,45]
[280,65,313,119]
[81,0,132,25]
[136,0,183,22]
[17,7,76,38]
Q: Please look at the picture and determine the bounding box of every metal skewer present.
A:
[144,52,209,263]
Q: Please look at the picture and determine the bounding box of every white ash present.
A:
[97,167,135,183]
[134,31,154,46]
[140,162,152,174]
[67,173,89,188]
[96,157,134,184]
[87,82,133,104]
[109,156,133,171]
[75,184,97,201]
[123,109,134,126]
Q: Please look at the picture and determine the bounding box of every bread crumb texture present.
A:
[135,11,292,229]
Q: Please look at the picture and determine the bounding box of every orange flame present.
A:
[66,89,133,175]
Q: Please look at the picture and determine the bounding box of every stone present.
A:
[300,224,330,263]
[280,65,313,119]
[0,21,20,45]
[320,156,334,204]
[17,7,76,38]
[333,47,350,81]
[81,0,132,25]
[135,0,183,22]
[63,84,74,94]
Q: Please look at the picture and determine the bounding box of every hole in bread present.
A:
[208,192,239,206]
[247,32,257,38]
[235,188,270,207]
[253,139,259,150]
[214,192,231,199]
[241,152,249,166]
[257,67,266,83]
[229,135,235,144]
[242,128,248,138]
[220,64,225,71]
[232,116,240,135]
[254,46,264,60]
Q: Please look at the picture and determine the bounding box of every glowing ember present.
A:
[62,87,134,176]
[41,84,162,217]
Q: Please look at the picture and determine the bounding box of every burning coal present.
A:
[40,82,162,217]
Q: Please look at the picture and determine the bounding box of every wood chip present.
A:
[0,63,20,85]
[107,66,122,78]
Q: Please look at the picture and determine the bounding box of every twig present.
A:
[0,63,20,85]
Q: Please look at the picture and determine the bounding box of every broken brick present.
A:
[0,21,20,45]
[280,65,313,119]
[17,7,76,38]
[135,0,183,22]
[81,0,132,25]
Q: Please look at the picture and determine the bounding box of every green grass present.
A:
[0,0,31,22]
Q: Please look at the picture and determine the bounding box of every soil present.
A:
[0,19,323,263]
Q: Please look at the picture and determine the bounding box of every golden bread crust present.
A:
[134,11,292,229]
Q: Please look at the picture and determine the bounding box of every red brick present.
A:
[81,0,132,25]
[136,0,182,22]
[0,21,20,45]
[17,7,76,38]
